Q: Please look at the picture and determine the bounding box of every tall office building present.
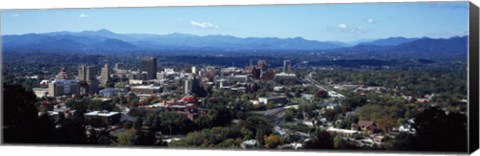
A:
[78,65,87,82]
[78,65,99,95]
[141,57,158,80]
[100,64,111,87]
[78,65,96,81]
[185,76,201,95]
[87,66,96,81]
[184,78,193,95]
[191,66,197,75]
[283,60,291,73]
[48,68,80,97]
[114,63,121,71]
[257,60,268,72]
[252,66,261,79]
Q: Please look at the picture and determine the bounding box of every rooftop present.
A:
[259,96,287,100]
[54,68,71,80]
[357,120,375,127]
[131,85,161,90]
[275,72,296,77]
[327,127,358,134]
[234,75,249,78]
[85,111,120,117]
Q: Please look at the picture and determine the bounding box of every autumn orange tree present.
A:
[264,134,284,149]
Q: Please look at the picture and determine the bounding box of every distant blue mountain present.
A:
[343,39,375,46]
[1,29,468,60]
[3,34,87,51]
[2,29,347,52]
[327,36,467,60]
[35,38,87,50]
[357,37,418,46]
[129,33,346,50]
[92,39,138,51]
[44,29,136,42]
[387,36,467,59]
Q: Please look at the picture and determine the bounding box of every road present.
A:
[304,72,346,99]
[305,72,330,91]
[264,107,285,125]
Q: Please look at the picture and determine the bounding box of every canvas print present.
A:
[1,2,472,153]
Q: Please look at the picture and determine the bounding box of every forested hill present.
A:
[2,29,468,61]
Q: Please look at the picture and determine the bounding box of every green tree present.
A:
[116,121,137,146]
[134,117,144,129]
[255,127,266,147]
[304,130,334,149]
[3,83,58,143]
[169,126,244,148]
[411,107,467,152]
[333,136,347,149]
[157,111,194,135]
[214,138,239,148]
[385,132,416,150]
[345,115,359,128]
[195,112,215,129]
[284,107,297,122]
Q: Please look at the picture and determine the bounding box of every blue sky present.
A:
[1,2,469,42]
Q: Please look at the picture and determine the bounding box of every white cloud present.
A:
[190,21,219,29]
[338,24,348,29]
[11,14,20,17]
[78,13,89,18]
[367,18,376,23]
[335,24,368,34]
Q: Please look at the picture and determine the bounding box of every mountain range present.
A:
[1,29,468,60]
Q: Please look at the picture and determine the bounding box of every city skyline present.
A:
[1,1,469,42]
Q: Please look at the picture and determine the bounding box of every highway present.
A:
[304,72,345,99]
[305,72,329,91]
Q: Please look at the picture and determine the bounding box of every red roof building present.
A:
[182,96,198,104]
[351,120,377,134]
[261,71,275,81]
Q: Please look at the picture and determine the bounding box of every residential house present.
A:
[351,120,377,134]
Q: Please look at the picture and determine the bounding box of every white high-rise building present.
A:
[192,66,197,75]
[184,78,193,95]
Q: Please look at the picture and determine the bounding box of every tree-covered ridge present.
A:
[311,63,467,107]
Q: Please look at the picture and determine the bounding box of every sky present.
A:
[0,1,470,42]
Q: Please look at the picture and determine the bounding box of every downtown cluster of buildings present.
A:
[36,63,111,97]
[31,57,300,123]
[33,57,156,98]
[34,57,298,98]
